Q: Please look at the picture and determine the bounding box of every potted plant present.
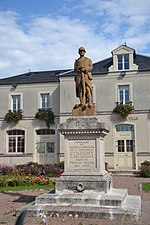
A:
[4,110,23,123]
[113,102,134,117]
[35,108,55,128]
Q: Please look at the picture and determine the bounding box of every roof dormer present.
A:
[109,44,138,73]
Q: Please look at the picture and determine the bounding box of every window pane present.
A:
[119,85,129,104]
[116,125,134,132]
[118,55,123,62]
[36,129,55,135]
[124,62,129,70]
[125,89,129,102]
[119,89,124,104]
[47,142,55,153]
[124,54,129,69]
[7,130,25,135]
[126,140,134,152]
[118,55,123,70]
[8,137,16,152]
[37,142,45,153]
[17,137,24,152]
[118,63,123,70]
[41,94,50,109]
[118,140,125,152]
[12,95,21,112]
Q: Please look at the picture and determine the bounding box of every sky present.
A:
[0,0,150,78]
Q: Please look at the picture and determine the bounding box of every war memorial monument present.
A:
[18,47,141,223]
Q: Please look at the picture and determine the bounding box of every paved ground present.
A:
[0,175,150,225]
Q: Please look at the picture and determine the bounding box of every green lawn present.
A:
[0,184,54,192]
[142,182,150,191]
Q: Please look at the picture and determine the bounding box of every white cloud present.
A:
[0,0,150,78]
[0,11,116,78]
[80,0,150,42]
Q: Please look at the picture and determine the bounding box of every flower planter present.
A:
[4,110,23,123]
[113,102,134,117]
[35,109,55,128]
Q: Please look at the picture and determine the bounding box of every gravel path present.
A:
[0,175,150,225]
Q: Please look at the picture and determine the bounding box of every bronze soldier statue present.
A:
[74,47,93,108]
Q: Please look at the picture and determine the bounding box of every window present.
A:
[126,140,134,152]
[118,140,125,152]
[37,142,55,153]
[41,93,51,109]
[36,129,55,135]
[117,140,134,152]
[7,130,25,153]
[12,95,21,112]
[116,124,134,132]
[47,142,55,153]
[118,54,129,70]
[37,142,45,153]
[118,85,129,105]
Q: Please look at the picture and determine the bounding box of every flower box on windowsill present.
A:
[35,108,55,128]
[113,102,134,117]
[4,110,23,123]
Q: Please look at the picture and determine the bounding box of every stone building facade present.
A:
[0,44,150,171]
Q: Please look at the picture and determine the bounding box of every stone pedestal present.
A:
[17,117,141,223]
[56,117,112,193]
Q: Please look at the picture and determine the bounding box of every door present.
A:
[115,124,135,170]
[116,139,134,169]
[36,142,55,164]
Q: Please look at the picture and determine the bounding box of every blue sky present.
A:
[0,0,150,78]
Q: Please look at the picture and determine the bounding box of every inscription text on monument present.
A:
[68,140,96,170]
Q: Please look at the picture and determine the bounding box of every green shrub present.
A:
[142,182,150,191]
[140,161,150,177]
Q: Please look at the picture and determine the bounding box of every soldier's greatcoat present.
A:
[74,56,93,98]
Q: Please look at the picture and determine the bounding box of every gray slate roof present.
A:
[0,70,69,85]
[0,54,150,85]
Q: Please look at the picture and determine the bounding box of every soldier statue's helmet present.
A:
[78,47,86,53]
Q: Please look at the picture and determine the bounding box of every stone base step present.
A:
[36,188,128,207]
[109,169,140,176]
[16,195,141,224]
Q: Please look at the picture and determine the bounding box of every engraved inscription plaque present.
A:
[68,139,96,170]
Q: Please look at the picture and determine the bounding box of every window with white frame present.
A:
[118,54,129,70]
[118,85,130,105]
[7,130,25,153]
[40,93,51,109]
[11,95,21,112]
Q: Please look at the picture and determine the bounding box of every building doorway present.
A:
[35,129,55,164]
[116,124,135,170]
[36,142,55,164]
